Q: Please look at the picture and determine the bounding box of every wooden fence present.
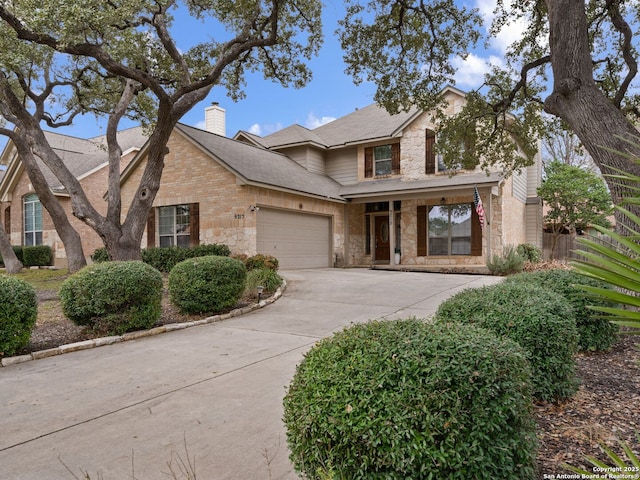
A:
[542,231,612,261]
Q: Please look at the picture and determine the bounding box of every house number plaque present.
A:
[234,214,245,220]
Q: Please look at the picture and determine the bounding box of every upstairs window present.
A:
[23,193,42,246]
[365,144,400,178]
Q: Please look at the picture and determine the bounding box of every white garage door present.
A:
[257,208,331,269]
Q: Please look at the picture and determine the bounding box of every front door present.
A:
[374,215,390,263]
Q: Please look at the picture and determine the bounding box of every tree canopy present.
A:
[0,0,323,270]
[539,161,613,258]
[338,0,640,205]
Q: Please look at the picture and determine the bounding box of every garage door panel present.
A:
[257,209,331,269]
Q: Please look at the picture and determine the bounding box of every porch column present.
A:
[389,201,396,265]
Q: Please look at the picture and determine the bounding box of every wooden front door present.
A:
[374,215,390,263]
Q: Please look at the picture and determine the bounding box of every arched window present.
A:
[23,193,42,246]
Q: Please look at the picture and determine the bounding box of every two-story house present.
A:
[119,87,542,271]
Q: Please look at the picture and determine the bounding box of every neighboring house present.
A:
[0,127,147,267]
[120,88,543,271]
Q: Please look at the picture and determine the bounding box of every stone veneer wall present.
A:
[2,167,110,268]
[120,131,345,262]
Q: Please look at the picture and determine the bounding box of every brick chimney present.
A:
[204,102,226,136]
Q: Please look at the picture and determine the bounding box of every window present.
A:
[158,205,191,247]
[426,129,468,174]
[365,144,400,178]
[23,193,42,246]
[374,145,392,176]
[417,203,482,256]
[428,204,472,255]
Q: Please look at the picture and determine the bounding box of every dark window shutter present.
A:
[4,206,10,234]
[364,147,373,178]
[425,130,436,174]
[190,203,200,246]
[471,206,482,256]
[147,207,156,248]
[417,205,427,256]
[391,143,400,175]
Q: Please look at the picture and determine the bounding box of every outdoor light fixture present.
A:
[257,285,264,302]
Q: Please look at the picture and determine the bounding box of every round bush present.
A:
[504,269,620,351]
[60,261,163,335]
[283,319,537,480]
[0,275,37,357]
[435,282,579,401]
[168,255,246,314]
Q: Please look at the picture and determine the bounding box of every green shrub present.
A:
[517,243,542,263]
[283,319,538,479]
[504,269,620,351]
[91,247,109,263]
[435,282,579,401]
[487,245,525,275]
[1,246,25,267]
[168,255,246,314]
[0,275,38,357]
[22,245,52,267]
[244,268,282,296]
[91,244,231,272]
[60,261,163,335]
[244,254,279,271]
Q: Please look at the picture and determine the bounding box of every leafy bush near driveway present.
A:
[91,243,231,272]
[504,268,620,351]
[59,261,163,335]
[244,268,282,296]
[517,243,542,263]
[0,275,38,356]
[283,319,538,480]
[243,254,279,271]
[434,282,579,402]
[487,244,525,275]
[168,255,246,314]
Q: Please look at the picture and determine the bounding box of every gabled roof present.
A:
[0,126,147,197]
[169,124,345,202]
[255,103,421,150]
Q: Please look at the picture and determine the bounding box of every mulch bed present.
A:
[535,332,640,477]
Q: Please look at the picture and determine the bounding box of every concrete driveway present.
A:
[0,269,501,480]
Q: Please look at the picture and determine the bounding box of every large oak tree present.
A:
[338,0,640,224]
[0,0,322,271]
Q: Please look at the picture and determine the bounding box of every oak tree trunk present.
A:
[0,224,22,273]
[544,0,640,230]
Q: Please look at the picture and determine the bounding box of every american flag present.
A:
[474,186,486,230]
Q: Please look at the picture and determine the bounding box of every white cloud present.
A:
[304,112,336,130]
[248,122,283,136]
[451,53,505,89]
[195,120,206,130]
[474,0,528,54]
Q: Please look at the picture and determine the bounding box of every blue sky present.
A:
[5,0,526,147]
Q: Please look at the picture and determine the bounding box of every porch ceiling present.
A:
[339,172,503,201]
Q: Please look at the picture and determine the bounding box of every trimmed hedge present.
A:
[0,275,38,356]
[434,282,580,401]
[504,269,620,351]
[283,319,538,479]
[1,245,52,267]
[168,255,246,314]
[60,261,163,335]
[23,245,52,267]
[91,244,231,272]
